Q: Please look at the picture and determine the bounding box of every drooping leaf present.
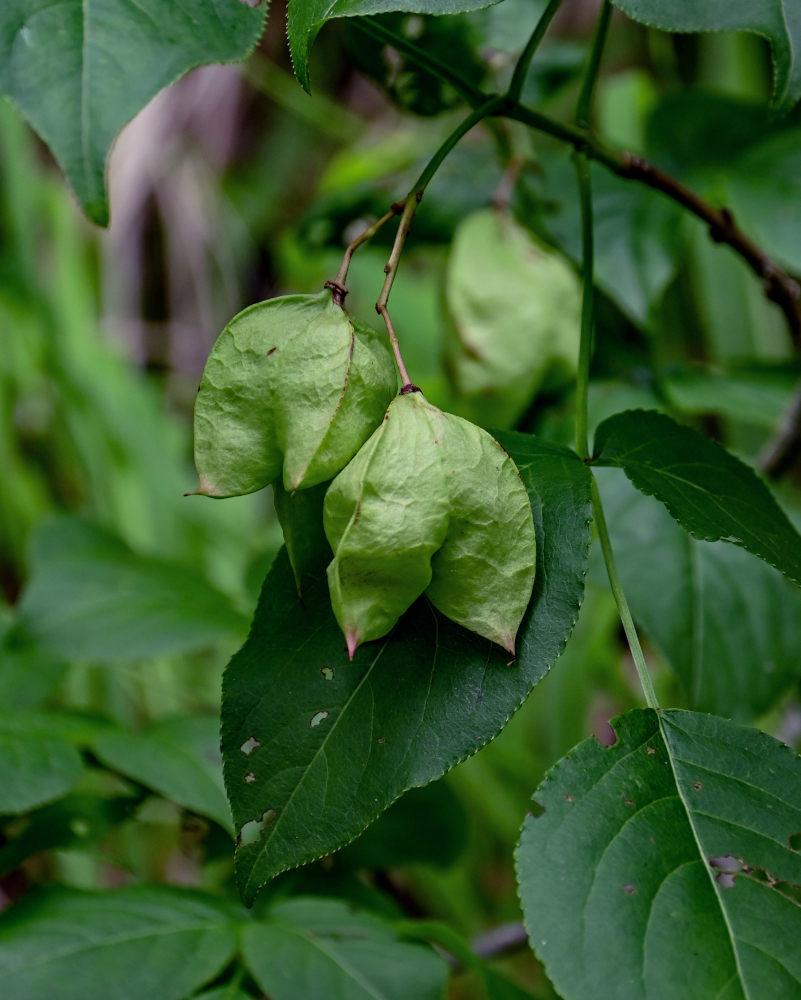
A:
[288,0,504,91]
[444,208,580,428]
[91,716,232,833]
[0,715,84,815]
[517,709,801,999]
[595,469,801,719]
[325,391,536,655]
[222,435,591,903]
[0,1,266,225]
[17,517,247,663]
[0,887,241,1000]
[193,291,396,497]
[242,898,449,1000]
[610,0,801,113]
[593,409,801,588]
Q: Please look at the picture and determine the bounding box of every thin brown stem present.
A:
[377,303,415,390]
[375,195,421,389]
[613,154,801,349]
[327,204,403,304]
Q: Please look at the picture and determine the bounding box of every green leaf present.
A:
[595,470,801,719]
[444,209,580,428]
[273,480,331,595]
[0,715,84,815]
[288,0,504,90]
[0,887,241,1000]
[593,409,801,588]
[517,709,801,999]
[611,0,801,113]
[222,435,590,903]
[91,716,232,833]
[242,898,449,1000]
[193,291,396,497]
[0,1,265,225]
[17,517,247,663]
[325,392,537,654]
[520,150,682,324]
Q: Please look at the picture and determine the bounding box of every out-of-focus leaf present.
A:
[91,716,232,833]
[521,149,683,324]
[0,625,66,709]
[17,517,247,663]
[610,0,801,113]
[595,469,801,719]
[664,366,798,431]
[0,887,241,1000]
[0,715,83,815]
[222,436,591,903]
[0,1,266,224]
[517,709,801,999]
[593,409,801,588]
[242,898,449,1000]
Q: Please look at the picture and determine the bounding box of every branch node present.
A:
[324,280,348,306]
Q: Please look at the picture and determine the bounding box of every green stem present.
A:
[591,476,660,710]
[375,95,505,387]
[575,0,612,130]
[507,0,564,103]
[573,151,594,461]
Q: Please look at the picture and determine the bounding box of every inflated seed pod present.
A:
[193,289,397,497]
[445,208,580,427]
[324,391,536,657]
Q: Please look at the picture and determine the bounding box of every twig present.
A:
[471,921,530,960]
[614,154,801,350]
[507,0,564,104]
[326,204,403,304]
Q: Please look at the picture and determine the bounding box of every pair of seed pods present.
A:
[193,287,536,657]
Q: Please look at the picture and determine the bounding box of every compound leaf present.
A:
[517,709,801,1000]
[222,435,591,903]
[593,409,801,589]
[0,0,266,224]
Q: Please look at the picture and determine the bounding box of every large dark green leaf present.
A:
[222,436,591,903]
[91,716,232,832]
[0,715,84,815]
[611,1,801,113]
[0,1,265,225]
[593,410,801,588]
[17,517,247,663]
[595,470,801,719]
[0,887,241,1000]
[242,898,449,1000]
[288,0,504,90]
[517,709,801,1000]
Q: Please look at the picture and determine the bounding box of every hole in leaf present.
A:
[693,782,702,790]
[320,665,335,681]
[645,745,657,755]
[243,772,256,784]
[310,710,330,728]
[240,736,260,756]
[238,808,277,847]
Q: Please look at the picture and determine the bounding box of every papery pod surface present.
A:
[193,290,396,497]
[324,391,536,656]
[445,209,581,427]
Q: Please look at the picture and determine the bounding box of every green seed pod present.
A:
[193,289,397,497]
[325,391,536,657]
[445,208,581,427]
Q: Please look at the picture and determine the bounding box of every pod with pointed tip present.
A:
[193,290,397,497]
[324,391,536,657]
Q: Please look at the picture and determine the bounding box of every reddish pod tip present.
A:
[345,630,361,661]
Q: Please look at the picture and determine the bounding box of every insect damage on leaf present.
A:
[192,289,397,498]
[324,391,537,656]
